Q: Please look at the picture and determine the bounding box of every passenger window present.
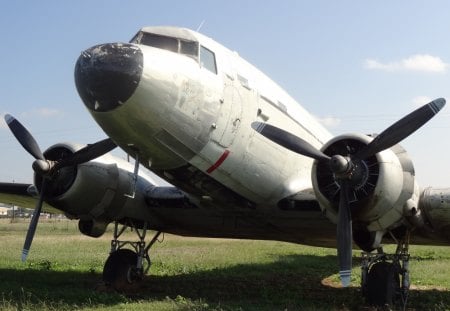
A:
[200,46,217,74]
[237,74,250,89]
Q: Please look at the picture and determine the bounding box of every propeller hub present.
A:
[330,155,352,177]
[32,159,53,174]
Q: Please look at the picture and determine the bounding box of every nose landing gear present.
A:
[102,220,162,291]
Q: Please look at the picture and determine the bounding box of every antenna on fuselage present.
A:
[196,20,206,32]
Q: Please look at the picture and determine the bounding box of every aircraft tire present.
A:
[366,261,400,307]
[102,248,142,291]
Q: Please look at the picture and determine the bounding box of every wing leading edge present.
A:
[0,182,56,212]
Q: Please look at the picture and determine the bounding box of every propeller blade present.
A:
[22,179,47,262]
[337,180,352,287]
[251,122,330,161]
[356,98,446,159]
[4,114,44,160]
[53,138,116,170]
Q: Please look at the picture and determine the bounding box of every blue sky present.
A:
[0,1,449,186]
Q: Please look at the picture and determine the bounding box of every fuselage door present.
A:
[210,83,242,148]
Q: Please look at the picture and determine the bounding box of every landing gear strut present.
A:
[103,220,162,291]
[361,231,410,308]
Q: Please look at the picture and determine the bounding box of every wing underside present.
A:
[0,182,56,213]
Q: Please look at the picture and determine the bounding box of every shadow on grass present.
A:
[1,254,450,310]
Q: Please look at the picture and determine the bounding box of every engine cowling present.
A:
[420,187,450,240]
[34,143,157,237]
[312,134,421,250]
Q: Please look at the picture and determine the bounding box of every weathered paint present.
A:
[86,26,331,206]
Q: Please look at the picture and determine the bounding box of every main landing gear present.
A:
[361,231,410,308]
[102,220,162,291]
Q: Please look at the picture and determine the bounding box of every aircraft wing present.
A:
[0,182,57,213]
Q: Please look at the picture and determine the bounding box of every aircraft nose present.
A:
[74,43,143,112]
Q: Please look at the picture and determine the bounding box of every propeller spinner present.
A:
[252,98,446,286]
[4,114,117,261]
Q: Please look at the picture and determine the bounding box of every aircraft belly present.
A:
[145,204,337,247]
[142,202,450,248]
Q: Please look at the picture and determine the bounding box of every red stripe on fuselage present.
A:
[206,150,230,174]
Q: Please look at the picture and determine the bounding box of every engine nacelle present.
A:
[34,143,158,236]
[420,187,450,240]
[312,134,421,250]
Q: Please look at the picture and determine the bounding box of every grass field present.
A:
[1,219,450,310]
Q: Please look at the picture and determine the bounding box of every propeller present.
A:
[4,114,117,261]
[252,98,446,286]
[251,123,330,161]
[4,114,44,160]
[21,179,47,262]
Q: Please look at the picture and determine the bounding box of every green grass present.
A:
[1,219,450,310]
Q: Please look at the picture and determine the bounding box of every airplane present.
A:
[1,25,449,307]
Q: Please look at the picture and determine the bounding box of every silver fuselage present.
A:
[87,27,331,207]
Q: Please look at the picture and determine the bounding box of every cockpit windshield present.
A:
[130,32,199,60]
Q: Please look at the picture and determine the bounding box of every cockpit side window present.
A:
[200,46,217,74]
[180,40,199,58]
